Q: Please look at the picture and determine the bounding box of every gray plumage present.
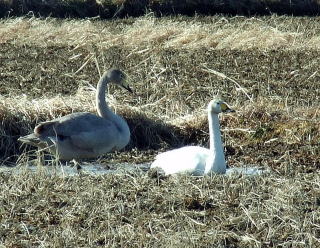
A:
[18,69,131,160]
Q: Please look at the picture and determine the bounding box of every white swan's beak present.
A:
[221,103,235,113]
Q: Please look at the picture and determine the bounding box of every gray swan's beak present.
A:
[122,84,133,93]
[121,77,133,93]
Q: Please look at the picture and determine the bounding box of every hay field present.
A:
[0,15,319,247]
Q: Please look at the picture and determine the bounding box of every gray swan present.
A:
[19,69,132,160]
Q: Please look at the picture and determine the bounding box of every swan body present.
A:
[151,146,210,176]
[150,99,234,175]
[18,69,132,160]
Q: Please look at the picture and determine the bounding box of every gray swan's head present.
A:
[102,68,132,93]
[208,99,235,114]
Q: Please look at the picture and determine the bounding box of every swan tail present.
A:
[18,134,46,148]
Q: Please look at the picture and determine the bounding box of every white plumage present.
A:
[151,99,234,175]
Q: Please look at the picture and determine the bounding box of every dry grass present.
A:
[0,15,320,247]
[1,169,320,247]
[1,15,320,50]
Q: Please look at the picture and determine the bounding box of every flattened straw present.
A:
[202,66,253,102]
[74,54,94,75]
[94,55,101,77]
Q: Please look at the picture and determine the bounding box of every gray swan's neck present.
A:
[206,112,226,174]
[96,75,130,148]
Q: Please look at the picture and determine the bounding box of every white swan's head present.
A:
[208,99,235,114]
[104,69,132,93]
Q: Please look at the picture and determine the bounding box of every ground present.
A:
[0,15,319,247]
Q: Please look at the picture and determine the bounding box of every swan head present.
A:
[104,68,132,93]
[208,99,235,114]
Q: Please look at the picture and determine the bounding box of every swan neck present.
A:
[209,113,222,150]
[96,76,110,119]
[95,75,130,148]
[207,111,226,174]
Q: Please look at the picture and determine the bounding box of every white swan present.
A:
[150,99,235,175]
[18,69,132,160]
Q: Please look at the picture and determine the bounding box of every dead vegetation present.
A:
[0,15,319,247]
[1,168,320,247]
[1,15,320,50]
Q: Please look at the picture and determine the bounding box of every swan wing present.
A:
[67,126,120,152]
[34,112,109,136]
[151,146,209,175]
[31,112,123,153]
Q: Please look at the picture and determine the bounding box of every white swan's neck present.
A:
[206,111,226,174]
[96,76,130,148]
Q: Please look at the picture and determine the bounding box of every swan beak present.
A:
[122,84,133,93]
[121,81,133,93]
[221,103,235,113]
